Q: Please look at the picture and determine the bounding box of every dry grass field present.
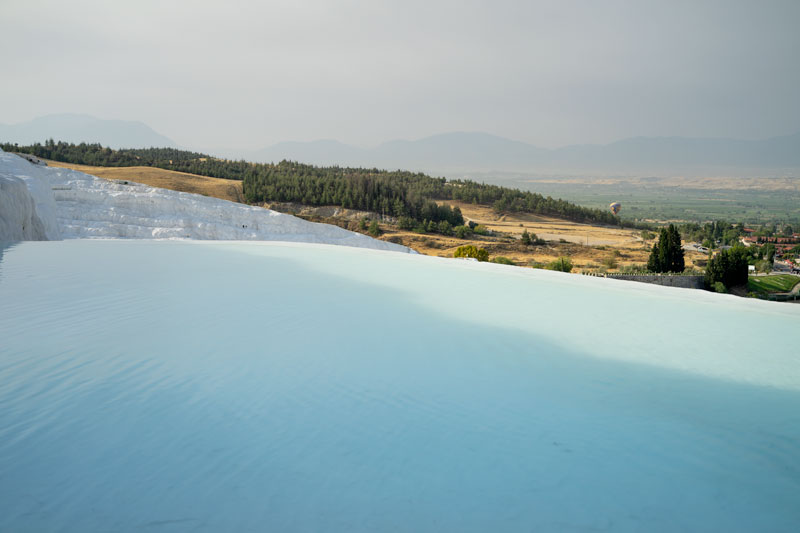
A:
[377,202,707,271]
[48,161,707,272]
[441,201,638,246]
[47,161,244,203]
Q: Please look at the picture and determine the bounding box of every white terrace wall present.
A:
[584,273,705,289]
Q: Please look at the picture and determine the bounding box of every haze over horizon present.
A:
[2,0,799,152]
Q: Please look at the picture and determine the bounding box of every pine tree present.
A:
[647,224,685,273]
[704,245,748,290]
[451,206,464,226]
[368,220,381,237]
[667,224,685,272]
[647,242,660,272]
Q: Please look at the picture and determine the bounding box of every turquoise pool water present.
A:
[1,240,799,531]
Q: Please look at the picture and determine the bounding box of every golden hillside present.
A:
[47,161,243,203]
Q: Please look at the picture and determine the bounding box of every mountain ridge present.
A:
[240,130,800,176]
[2,114,798,176]
[0,113,177,149]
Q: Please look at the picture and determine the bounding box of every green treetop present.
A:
[646,224,685,273]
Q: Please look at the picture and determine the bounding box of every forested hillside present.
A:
[2,139,205,166]
[3,140,635,229]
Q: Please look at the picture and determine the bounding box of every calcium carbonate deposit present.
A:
[1,240,799,532]
[0,149,410,252]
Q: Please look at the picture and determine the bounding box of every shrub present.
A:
[454,245,489,262]
[756,259,772,273]
[491,256,515,265]
[368,220,382,237]
[520,229,544,246]
[454,225,472,239]
[602,257,618,269]
[546,257,573,272]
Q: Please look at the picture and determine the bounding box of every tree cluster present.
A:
[680,220,743,248]
[0,139,206,167]
[704,245,749,290]
[647,225,685,273]
[520,229,544,245]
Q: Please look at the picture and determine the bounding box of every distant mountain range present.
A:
[2,114,798,176]
[0,114,176,149]
[239,131,800,176]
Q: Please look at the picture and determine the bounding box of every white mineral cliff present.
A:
[0,150,411,252]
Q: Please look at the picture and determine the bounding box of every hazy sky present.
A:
[2,0,799,150]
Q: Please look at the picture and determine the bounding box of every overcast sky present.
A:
[2,0,798,150]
